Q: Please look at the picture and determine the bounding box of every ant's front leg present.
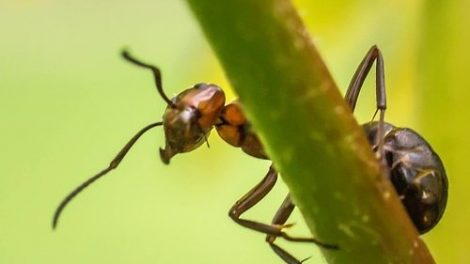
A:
[229,166,337,264]
[229,166,287,236]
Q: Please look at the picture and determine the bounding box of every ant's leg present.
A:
[265,195,338,264]
[345,45,386,112]
[230,167,320,240]
[52,122,163,229]
[229,166,285,236]
[230,167,303,237]
[121,50,174,106]
[345,45,387,157]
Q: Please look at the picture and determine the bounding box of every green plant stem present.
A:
[185,0,435,263]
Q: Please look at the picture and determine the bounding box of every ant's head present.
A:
[121,50,225,164]
[160,83,225,164]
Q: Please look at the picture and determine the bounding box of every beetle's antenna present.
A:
[121,50,174,107]
[52,122,163,229]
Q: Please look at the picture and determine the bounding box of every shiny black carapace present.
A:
[363,121,447,233]
[345,46,447,235]
[53,46,448,264]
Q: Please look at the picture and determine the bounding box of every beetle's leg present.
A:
[52,122,163,229]
[229,167,335,248]
[265,194,338,264]
[345,45,387,158]
[121,50,174,107]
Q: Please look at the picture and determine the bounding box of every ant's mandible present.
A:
[52,46,448,264]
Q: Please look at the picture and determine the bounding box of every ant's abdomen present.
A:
[363,122,448,234]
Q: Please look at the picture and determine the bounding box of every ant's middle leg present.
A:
[266,195,339,264]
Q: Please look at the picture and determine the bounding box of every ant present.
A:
[52,46,448,264]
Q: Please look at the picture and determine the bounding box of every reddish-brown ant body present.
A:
[53,46,448,264]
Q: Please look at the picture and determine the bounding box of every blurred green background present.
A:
[1,0,468,263]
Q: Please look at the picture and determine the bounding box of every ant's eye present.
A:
[193,83,206,89]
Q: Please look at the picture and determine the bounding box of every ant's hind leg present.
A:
[345,45,387,157]
[266,195,338,264]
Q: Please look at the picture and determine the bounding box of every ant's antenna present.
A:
[121,50,174,107]
[52,122,163,229]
